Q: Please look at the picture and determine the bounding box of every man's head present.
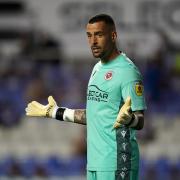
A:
[86,14,118,61]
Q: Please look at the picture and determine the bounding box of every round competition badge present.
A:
[105,71,113,80]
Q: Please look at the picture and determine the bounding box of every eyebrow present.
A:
[94,31,103,35]
[86,31,104,35]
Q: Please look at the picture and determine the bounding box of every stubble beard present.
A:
[92,49,105,59]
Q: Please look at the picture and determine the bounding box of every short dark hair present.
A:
[88,14,115,28]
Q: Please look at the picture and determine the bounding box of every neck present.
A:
[101,47,120,64]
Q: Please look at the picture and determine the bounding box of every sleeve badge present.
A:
[135,81,144,96]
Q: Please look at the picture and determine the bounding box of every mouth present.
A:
[91,47,101,53]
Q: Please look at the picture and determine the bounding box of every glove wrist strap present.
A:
[56,108,75,122]
[56,108,66,121]
[63,108,75,122]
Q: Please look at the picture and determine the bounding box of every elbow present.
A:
[136,118,144,130]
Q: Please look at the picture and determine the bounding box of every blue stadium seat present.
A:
[139,158,148,180]
[155,157,171,180]
[65,156,86,176]
[20,156,39,177]
[0,156,22,177]
[43,155,67,176]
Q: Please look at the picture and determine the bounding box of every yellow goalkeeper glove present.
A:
[113,96,133,129]
[25,96,58,118]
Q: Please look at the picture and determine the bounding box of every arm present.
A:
[55,108,86,125]
[128,110,144,130]
[25,96,87,125]
[74,109,86,125]
[113,97,145,130]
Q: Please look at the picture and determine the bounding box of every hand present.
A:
[113,96,132,129]
[25,96,58,118]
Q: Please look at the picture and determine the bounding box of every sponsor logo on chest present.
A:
[87,85,109,102]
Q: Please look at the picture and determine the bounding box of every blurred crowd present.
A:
[0,30,92,128]
[0,155,86,178]
[0,156,180,180]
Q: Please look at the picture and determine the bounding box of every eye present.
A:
[87,34,91,38]
[98,33,103,37]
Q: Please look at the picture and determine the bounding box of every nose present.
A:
[91,36,97,45]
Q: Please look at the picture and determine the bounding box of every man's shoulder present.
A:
[93,61,101,70]
[117,53,142,80]
[118,53,136,67]
[95,60,101,66]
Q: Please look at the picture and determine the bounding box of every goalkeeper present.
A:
[26,14,146,180]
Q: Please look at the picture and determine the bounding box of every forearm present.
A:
[55,108,86,125]
[25,96,86,125]
[74,109,86,125]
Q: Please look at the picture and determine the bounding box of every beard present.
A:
[92,51,103,58]
[91,48,113,63]
[91,46,104,58]
[92,49,109,62]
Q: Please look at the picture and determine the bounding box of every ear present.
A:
[112,31,117,42]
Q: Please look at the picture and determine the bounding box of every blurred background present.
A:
[0,0,179,179]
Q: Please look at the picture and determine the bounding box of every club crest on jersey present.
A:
[104,71,113,80]
[135,81,144,96]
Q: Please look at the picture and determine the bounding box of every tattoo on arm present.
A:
[74,109,86,125]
